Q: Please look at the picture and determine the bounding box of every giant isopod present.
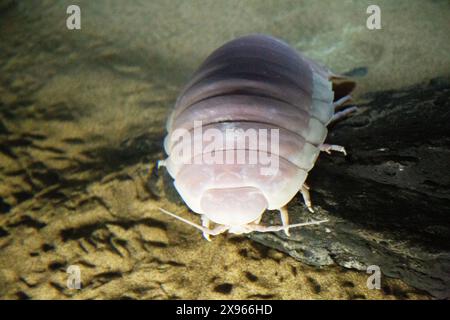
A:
[159,34,355,240]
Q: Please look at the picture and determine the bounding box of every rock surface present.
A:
[249,78,450,298]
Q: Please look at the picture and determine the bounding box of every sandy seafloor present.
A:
[0,0,448,299]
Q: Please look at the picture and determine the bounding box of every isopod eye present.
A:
[200,187,268,226]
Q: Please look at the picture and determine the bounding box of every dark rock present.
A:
[249,77,450,299]
[0,196,11,214]
[214,283,233,294]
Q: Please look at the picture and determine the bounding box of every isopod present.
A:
[159,34,355,240]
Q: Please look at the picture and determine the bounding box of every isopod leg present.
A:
[253,215,263,225]
[301,185,314,213]
[319,144,347,156]
[329,106,358,124]
[201,215,212,241]
[279,206,290,236]
[333,95,352,109]
[157,159,166,169]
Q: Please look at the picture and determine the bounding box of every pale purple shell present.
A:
[163,34,347,226]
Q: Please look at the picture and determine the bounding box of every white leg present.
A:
[201,215,212,241]
[253,215,263,225]
[329,106,358,124]
[301,185,314,213]
[159,207,228,238]
[333,95,352,109]
[319,144,347,156]
[279,206,290,236]
[157,159,166,169]
[250,219,328,233]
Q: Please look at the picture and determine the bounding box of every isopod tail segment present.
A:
[158,207,328,240]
